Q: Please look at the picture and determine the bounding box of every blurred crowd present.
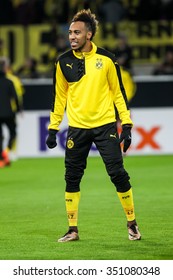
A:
[1,0,173,79]
[1,0,173,25]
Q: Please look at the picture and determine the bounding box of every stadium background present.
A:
[0,0,173,263]
[1,19,173,74]
[1,1,173,158]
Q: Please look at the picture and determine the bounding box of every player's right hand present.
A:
[46,129,58,149]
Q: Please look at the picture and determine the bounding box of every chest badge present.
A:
[95,58,103,69]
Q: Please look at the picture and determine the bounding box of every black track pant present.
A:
[0,116,16,159]
[65,122,131,193]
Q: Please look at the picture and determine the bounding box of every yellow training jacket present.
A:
[48,42,133,130]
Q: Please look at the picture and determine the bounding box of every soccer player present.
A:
[46,9,141,242]
[119,66,136,104]
[2,56,24,160]
[0,58,20,167]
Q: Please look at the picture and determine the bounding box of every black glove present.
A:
[46,129,58,149]
[119,125,132,153]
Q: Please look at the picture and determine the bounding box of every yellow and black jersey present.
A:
[6,72,24,109]
[48,42,133,131]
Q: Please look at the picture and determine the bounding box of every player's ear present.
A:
[87,31,92,40]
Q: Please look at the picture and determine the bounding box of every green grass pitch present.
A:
[0,155,173,260]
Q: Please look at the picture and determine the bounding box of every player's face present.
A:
[69,21,92,52]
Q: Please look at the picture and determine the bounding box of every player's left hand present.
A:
[119,125,132,153]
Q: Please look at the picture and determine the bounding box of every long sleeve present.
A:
[108,61,133,126]
[48,61,68,131]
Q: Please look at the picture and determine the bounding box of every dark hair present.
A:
[71,9,99,40]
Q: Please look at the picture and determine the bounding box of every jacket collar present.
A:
[72,42,97,59]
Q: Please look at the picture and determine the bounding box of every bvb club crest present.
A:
[67,138,74,149]
[95,58,103,69]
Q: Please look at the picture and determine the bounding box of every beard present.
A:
[73,39,88,52]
